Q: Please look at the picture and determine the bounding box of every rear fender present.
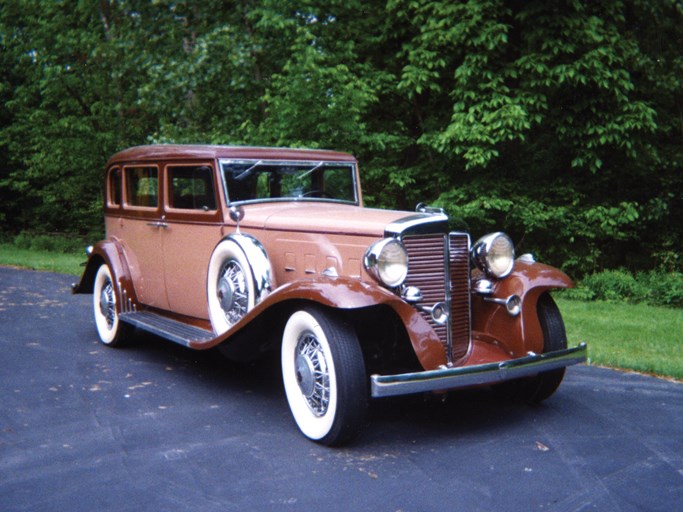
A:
[72,240,138,310]
[471,260,573,357]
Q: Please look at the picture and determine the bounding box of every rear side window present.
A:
[108,167,121,206]
[167,165,217,211]
[126,166,158,207]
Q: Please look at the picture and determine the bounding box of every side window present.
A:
[167,165,217,211]
[125,166,158,208]
[108,167,121,206]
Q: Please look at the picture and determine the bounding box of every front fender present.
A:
[471,260,573,357]
[202,276,447,370]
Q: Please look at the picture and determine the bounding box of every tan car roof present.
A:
[107,144,357,166]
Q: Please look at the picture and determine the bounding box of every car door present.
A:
[161,163,224,320]
[121,164,170,310]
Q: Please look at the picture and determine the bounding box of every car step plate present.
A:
[120,311,213,347]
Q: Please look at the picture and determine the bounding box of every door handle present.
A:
[146,220,168,229]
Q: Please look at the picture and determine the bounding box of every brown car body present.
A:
[75,144,586,445]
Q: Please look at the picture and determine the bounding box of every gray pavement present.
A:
[1,266,682,511]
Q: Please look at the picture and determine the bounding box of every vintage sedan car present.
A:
[74,144,586,445]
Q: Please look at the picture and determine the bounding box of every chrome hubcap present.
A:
[295,333,330,416]
[99,279,116,328]
[216,260,248,325]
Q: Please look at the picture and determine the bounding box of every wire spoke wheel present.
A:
[217,260,249,325]
[281,307,367,446]
[295,332,331,416]
[207,241,255,335]
[92,264,130,346]
[100,278,116,328]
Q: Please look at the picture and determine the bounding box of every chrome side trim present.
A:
[370,343,587,398]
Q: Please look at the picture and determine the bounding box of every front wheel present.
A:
[281,307,368,446]
[527,293,568,402]
[494,293,568,403]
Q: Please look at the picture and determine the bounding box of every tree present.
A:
[384,0,682,273]
[0,1,161,233]
[1,0,681,275]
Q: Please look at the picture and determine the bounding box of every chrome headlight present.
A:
[471,232,515,279]
[364,238,408,288]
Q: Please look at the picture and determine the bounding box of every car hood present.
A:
[239,202,419,237]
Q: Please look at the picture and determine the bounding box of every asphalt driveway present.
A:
[1,266,682,511]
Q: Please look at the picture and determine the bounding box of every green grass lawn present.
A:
[557,297,683,380]
[0,244,680,380]
[0,244,85,276]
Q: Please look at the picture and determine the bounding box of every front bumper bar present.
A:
[370,342,587,398]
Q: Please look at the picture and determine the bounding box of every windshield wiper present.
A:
[296,161,324,180]
[234,160,263,181]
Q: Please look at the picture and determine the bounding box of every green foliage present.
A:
[12,231,89,254]
[0,0,681,277]
[435,181,652,274]
[576,270,644,302]
[0,0,156,232]
[252,24,379,150]
[638,271,683,308]
[563,269,683,308]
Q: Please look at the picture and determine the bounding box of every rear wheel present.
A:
[93,264,131,346]
[281,307,367,445]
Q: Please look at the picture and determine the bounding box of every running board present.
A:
[120,311,214,347]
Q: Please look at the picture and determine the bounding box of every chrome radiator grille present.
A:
[449,233,471,361]
[403,233,471,363]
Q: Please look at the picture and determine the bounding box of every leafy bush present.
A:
[637,271,683,308]
[12,232,87,254]
[565,269,683,308]
[582,270,645,302]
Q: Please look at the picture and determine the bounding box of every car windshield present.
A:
[220,160,358,204]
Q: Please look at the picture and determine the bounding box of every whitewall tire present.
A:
[93,264,129,346]
[281,307,367,445]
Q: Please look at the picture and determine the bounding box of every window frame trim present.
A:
[122,164,162,212]
[218,158,360,206]
[162,162,223,223]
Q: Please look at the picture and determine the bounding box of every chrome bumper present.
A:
[370,342,587,398]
